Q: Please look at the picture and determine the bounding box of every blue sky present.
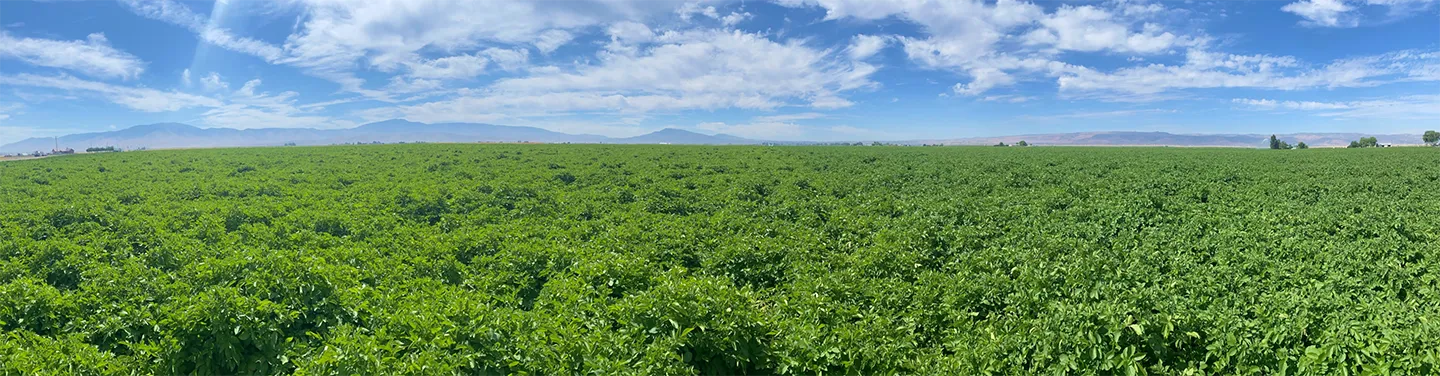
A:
[0,0,1436,143]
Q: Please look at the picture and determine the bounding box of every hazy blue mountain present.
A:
[6,123,1426,154]
[615,128,754,144]
[0,120,762,153]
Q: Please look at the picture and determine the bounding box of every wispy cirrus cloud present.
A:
[1282,0,1439,27]
[1234,95,1440,120]
[0,33,146,79]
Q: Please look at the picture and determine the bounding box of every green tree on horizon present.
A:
[1348,136,1380,148]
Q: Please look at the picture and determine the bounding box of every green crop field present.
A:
[1,145,1438,375]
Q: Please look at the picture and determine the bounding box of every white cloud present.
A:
[390,92,781,122]
[953,67,1014,95]
[0,73,347,129]
[482,29,876,111]
[678,3,721,21]
[846,34,888,60]
[780,0,1200,96]
[200,72,229,91]
[1282,0,1439,27]
[720,12,753,26]
[1056,49,1440,96]
[181,69,192,86]
[676,3,750,26]
[0,32,146,79]
[1025,6,1197,54]
[200,79,355,129]
[0,74,221,112]
[482,48,531,71]
[533,30,574,54]
[119,0,284,61]
[385,77,444,94]
[1234,95,1440,120]
[608,21,656,44]
[114,0,691,100]
[276,0,686,96]
[1233,98,1349,110]
[405,54,491,80]
[1282,0,1358,27]
[982,94,1035,103]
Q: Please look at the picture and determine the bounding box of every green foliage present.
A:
[1297,142,1309,149]
[1269,135,1293,150]
[2,144,1440,374]
[1349,137,1380,148]
[1424,130,1439,146]
[1015,140,1029,147]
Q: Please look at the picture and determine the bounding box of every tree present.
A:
[1015,140,1029,147]
[995,142,1008,147]
[1424,130,1439,146]
[1348,137,1380,148]
[1269,134,1281,150]
[1296,142,1308,149]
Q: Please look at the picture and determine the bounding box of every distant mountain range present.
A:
[903,131,1424,148]
[0,119,761,153]
[3,121,1428,154]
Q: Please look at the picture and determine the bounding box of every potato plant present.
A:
[1,145,1438,375]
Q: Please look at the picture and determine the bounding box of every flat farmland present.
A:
[2,145,1438,375]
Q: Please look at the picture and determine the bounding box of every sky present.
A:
[0,0,1436,143]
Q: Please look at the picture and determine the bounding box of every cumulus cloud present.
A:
[404,54,491,80]
[372,29,879,125]
[487,29,876,110]
[275,0,687,94]
[1024,6,1198,54]
[779,0,1202,96]
[0,33,146,79]
[45,0,1434,135]
[200,72,229,91]
[720,12,753,26]
[1282,0,1357,27]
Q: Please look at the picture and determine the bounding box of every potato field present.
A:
[2,144,1438,375]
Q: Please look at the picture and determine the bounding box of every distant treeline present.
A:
[86,146,118,153]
